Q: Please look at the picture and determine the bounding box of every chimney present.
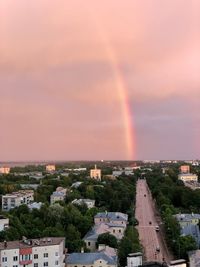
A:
[81,247,84,253]
[4,240,7,248]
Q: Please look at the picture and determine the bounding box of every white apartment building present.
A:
[178,173,198,182]
[2,190,34,211]
[46,165,56,172]
[0,237,65,267]
[127,253,143,267]
[0,216,9,232]
[0,167,10,174]
[180,165,190,174]
[90,165,101,181]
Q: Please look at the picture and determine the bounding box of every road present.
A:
[135,179,172,263]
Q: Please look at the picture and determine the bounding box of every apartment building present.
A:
[0,167,10,174]
[90,165,101,181]
[180,165,190,174]
[2,190,34,211]
[46,165,56,172]
[0,216,9,232]
[50,187,67,205]
[0,237,65,267]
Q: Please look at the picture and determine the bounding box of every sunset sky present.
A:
[0,0,200,161]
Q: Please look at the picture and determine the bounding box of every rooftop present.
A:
[0,237,65,251]
[66,252,117,265]
[95,212,128,222]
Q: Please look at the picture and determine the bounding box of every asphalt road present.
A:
[135,179,172,263]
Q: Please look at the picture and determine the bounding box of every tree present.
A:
[97,233,118,248]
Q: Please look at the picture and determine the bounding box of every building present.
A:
[66,251,117,267]
[189,250,200,267]
[28,202,42,210]
[72,199,95,209]
[175,214,200,228]
[50,187,67,205]
[94,212,128,226]
[0,167,10,174]
[0,216,9,232]
[127,252,143,267]
[180,165,190,174]
[90,165,101,181]
[2,190,34,211]
[46,164,56,172]
[71,182,83,189]
[0,237,65,267]
[178,173,198,182]
[84,212,128,251]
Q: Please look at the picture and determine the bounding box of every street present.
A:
[135,179,172,263]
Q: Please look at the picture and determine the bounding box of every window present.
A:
[44,262,48,267]
[88,242,90,246]
[13,265,18,267]
[13,256,18,261]
[113,229,115,233]
[2,257,7,262]
[119,229,121,233]
[55,252,59,256]
[34,264,39,267]
[44,253,48,258]
[55,261,59,265]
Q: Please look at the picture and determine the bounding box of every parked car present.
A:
[155,226,160,232]
[156,246,160,252]
[149,221,152,225]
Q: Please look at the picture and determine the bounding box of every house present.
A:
[72,199,95,209]
[0,237,65,267]
[71,182,83,189]
[84,212,128,251]
[66,251,117,267]
[0,216,9,232]
[2,190,34,211]
[50,187,68,204]
[174,214,200,228]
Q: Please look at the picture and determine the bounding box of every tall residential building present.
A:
[180,165,190,174]
[46,165,56,172]
[2,190,34,211]
[90,165,101,181]
[0,167,10,174]
[0,237,65,267]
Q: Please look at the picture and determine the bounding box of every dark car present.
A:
[149,221,152,225]
[144,194,146,197]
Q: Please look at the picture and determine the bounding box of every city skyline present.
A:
[0,0,200,161]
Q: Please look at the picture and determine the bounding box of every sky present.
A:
[0,0,200,161]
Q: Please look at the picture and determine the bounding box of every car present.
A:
[144,194,146,197]
[155,226,160,232]
[156,246,160,252]
[149,221,152,225]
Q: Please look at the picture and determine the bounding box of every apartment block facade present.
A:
[0,237,65,267]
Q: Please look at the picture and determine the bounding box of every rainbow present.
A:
[90,13,136,160]
[104,41,136,160]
